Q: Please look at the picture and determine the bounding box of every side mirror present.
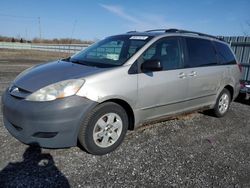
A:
[141,59,163,72]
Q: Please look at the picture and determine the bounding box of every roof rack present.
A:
[144,29,166,32]
[127,31,137,33]
[145,28,224,41]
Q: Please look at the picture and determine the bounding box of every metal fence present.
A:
[220,36,250,65]
[220,36,250,82]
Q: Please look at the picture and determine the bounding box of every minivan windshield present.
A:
[69,35,152,68]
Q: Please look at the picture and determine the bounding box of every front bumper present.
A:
[2,90,97,148]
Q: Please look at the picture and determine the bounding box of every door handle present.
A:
[189,71,197,77]
[178,72,186,79]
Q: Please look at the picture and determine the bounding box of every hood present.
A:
[14,60,104,92]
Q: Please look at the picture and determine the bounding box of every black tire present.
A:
[239,92,248,99]
[78,102,128,155]
[212,88,231,117]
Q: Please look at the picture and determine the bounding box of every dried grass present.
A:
[0,48,72,61]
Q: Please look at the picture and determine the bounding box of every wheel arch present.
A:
[102,99,135,130]
[224,85,234,101]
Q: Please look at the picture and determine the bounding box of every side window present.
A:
[185,37,217,67]
[142,38,182,70]
[214,42,236,65]
[143,46,156,60]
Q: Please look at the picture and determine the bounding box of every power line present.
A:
[0,12,69,23]
[0,18,35,23]
[0,13,36,20]
[0,12,42,39]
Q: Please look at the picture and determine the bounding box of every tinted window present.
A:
[142,38,182,70]
[214,41,236,65]
[185,37,217,67]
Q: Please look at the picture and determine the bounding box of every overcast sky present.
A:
[0,0,249,40]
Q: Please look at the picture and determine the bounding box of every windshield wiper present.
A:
[63,57,89,66]
[70,59,85,65]
[61,57,71,62]
[62,57,117,68]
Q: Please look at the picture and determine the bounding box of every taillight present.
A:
[240,81,245,89]
[237,63,242,72]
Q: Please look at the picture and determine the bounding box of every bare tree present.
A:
[244,20,250,36]
[247,20,250,26]
[242,20,250,36]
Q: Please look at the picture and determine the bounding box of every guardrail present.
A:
[0,42,89,53]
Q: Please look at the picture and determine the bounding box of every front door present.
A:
[136,37,189,121]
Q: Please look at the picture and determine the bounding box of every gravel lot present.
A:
[0,49,250,187]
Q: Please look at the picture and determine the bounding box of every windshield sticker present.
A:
[130,36,148,40]
[106,54,119,61]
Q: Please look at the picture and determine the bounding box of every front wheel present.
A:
[212,88,231,117]
[78,102,128,155]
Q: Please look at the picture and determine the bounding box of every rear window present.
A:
[214,41,236,65]
[185,37,217,68]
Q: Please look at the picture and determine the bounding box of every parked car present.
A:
[239,63,250,100]
[2,29,241,155]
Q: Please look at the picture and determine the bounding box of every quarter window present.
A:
[185,37,217,67]
[214,42,236,65]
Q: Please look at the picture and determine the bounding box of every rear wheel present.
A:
[212,88,231,117]
[78,102,128,155]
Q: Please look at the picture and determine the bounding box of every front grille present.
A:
[32,132,58,138]
[9,86,31,99]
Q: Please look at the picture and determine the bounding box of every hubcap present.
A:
[218,93,229,114]
[93,113,123,148]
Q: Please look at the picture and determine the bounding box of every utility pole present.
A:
[38,16,42,40]
[25,28,28,41]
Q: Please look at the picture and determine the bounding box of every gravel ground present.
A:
[0,49,250,187]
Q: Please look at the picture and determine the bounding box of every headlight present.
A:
[26,79,85,101]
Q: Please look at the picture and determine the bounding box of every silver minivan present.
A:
[2,29,241,155]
